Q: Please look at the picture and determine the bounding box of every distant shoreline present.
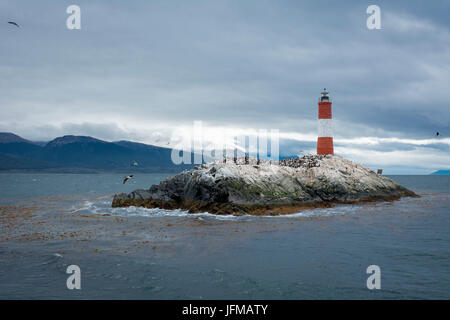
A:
[431,170,450,175]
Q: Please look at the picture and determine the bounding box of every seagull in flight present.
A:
[123,174,134,184]
[8,21,19,27]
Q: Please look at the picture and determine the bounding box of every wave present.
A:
[69,191,435,221]
[68,194,394,221]
[70,197,253,221]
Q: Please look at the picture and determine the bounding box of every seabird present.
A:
[132,160,139,166]
[436,132,440,137]
[8,21,19,27]
[123,174,134,184]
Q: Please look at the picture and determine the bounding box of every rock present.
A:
[112,155,418,215]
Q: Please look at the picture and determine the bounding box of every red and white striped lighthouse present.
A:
[317,88,334,155]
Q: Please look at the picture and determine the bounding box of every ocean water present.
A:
[0,173,449,299]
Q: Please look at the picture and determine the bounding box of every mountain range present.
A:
[0,132,193,173]
[430,170,450,175]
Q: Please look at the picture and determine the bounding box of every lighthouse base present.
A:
[317,137,334,155]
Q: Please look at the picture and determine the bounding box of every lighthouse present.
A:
[317,88,334,155]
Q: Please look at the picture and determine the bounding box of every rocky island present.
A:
[112,155,417,216]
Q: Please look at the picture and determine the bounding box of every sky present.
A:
[0,0,449,174]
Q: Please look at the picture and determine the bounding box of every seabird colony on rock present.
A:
[212,154,329,169]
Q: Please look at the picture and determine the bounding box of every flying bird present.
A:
[8,21,19,27]
[123,174,134,184]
